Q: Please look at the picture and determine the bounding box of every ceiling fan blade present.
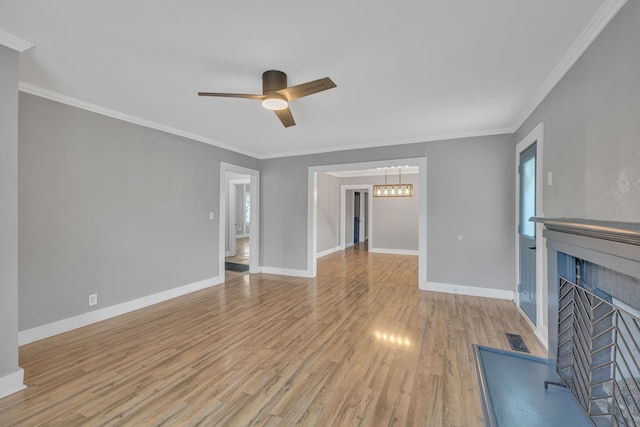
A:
[274,108,296,128]
[198,92,265,100]
[277,77,336,101]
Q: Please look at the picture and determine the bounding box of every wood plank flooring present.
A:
[0,246,545,426]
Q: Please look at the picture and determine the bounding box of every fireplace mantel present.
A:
[532,217,640,247]
[533,217,640,424]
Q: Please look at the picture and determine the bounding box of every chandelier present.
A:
[373,167,413,198]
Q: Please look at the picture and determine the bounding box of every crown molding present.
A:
[0,30,34,52]
[512,0,628,132]
[18,80,514,160]
[258,127,513,159]
[18,82,261,159]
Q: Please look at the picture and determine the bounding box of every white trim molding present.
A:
[316,246,341,258]
[0,369,26,400]
[18,276,223,345]
[512,0,628,130]
[259,267,315,278]
[425,281,514,300]
[369,248,419,256]
[0,30,33,52]
[18,83,258,159]
[261,128,512,159]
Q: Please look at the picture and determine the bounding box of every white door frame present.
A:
[308,157,427,288]
[340,185,373,249]
[514,122,547,348]
[219,162,260,275]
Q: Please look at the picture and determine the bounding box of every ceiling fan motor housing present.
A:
[262,70,288,94]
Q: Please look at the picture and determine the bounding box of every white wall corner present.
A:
[424,281,514,300]
[18,276,224,346]
[0,30,34,52]
[0,368,26,400]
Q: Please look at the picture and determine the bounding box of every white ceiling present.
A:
[0,0,622,159]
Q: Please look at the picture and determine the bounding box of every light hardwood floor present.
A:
[0,247,545,426]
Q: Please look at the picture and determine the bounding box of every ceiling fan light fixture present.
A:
[198,70,336,126]
[262,95,288,111]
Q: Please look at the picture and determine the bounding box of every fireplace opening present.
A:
[557,253,640,426]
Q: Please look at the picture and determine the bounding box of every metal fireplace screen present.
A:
[558,278,640,426]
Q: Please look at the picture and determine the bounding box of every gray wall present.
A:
[316,173,340,253]
[516,0,640,222]
[340,174,420,251]
[261,134,516,290]
[18,93,258,330]
[427,137,515,289]
[0,46,21,383]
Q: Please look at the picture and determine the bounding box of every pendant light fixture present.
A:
[373,167,413,198]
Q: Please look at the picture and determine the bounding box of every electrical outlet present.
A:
[89,293,98,306]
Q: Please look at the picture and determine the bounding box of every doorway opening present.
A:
[340,185,373,252]
[308,157,427,288]
[226,174,251,272]
[514,123,546,347]
[219,162,260,278]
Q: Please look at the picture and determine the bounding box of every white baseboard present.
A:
[259,266,314,278]
[345,242,354,248]
[423,281,514,300]
[316,246,340,258]
[19,275,224,346]
[369,247,419,256]
[236,234,249,238]
[0,369,26,399]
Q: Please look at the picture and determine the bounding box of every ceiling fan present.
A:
[198,70,336,128]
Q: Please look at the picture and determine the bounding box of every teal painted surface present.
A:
[476,346,591,427]
[519,143,537,324]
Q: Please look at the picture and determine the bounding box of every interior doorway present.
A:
[226,175,251,271]
[219,162,260,277]
[308,157,427,288]
[340,185,373,251]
